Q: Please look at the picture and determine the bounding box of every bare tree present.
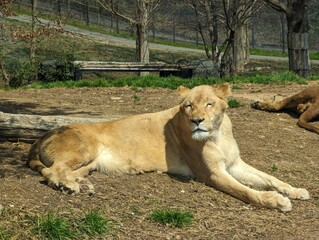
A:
[264,0,311,77]
[96,0,162,64]
[0,0,13,86]
[221,0,264,75]
[187,0,219,61]
[185,0,263,76]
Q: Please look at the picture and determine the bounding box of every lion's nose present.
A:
[191,118,205,125]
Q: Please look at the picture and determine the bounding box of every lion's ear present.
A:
[214,83,232,99]
[177,85,190,96]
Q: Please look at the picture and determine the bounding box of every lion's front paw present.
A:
[251,100,262,109]
[288,188,310,200]
[277,196,292,212]
[261,191,292,212]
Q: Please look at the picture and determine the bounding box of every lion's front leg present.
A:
[207,168,293,211]
[228,160,310,201]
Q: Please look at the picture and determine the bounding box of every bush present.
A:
[7,61,38,88]
[38,53,75,83]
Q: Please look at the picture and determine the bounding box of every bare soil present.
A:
[0,83,319,239]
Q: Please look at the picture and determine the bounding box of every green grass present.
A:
[21,210,115,240]
[149,209,193,228]
[77,210,113,237]
[14,71,308,91]
[250,48,288,58]
[228,98,243,108]
[132,94,141,102]
[310,51,319,60]
[271,164,278,173]
[0,226,14,240]
[32,214,77,240]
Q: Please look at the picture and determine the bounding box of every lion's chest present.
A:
[200,132,240,167]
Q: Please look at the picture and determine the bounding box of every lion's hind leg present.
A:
[41,155,97,194]
[297,101,319,134]
[253,91,309,112]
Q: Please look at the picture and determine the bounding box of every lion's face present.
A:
[179,84,230,141]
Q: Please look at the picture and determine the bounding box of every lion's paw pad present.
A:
[76,178,95,195]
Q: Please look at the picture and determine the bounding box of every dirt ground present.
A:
[0,82,319,239]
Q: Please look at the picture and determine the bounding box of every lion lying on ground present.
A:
[28,83,309,211]
[253,86,319,134]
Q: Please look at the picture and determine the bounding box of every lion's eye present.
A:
[185,103,192,109]
[206,102,214,107]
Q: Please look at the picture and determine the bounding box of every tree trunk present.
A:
[204,0,218,61]
[135,0,150,64]
[280,13,286,53]
[233,23,249,73]
[0,113,119,143]
[30,0,37,64]
[286,0,310,77]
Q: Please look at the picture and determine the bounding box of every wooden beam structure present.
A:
[73,61,193,80]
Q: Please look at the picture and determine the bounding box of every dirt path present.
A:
[0,83,318,239]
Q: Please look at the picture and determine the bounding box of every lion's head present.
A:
[178,83,231,141]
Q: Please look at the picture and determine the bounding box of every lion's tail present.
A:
[27,138,46,174]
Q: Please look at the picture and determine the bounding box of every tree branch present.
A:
[263,0,289,14]
[96,0,136,25]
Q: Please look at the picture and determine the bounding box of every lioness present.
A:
[28,84,309,211]
[253,86,319,134]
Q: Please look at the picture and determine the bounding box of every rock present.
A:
[191,58,220,78]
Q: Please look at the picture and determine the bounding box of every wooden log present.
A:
[0,112,120,143]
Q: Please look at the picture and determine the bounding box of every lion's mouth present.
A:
[192,128,208,133]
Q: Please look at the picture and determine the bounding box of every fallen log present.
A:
[0,112,120,143]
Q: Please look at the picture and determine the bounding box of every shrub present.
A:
[38,53,75,83]
[7,61,38,87]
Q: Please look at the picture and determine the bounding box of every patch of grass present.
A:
[0,226,14,240]
[77,210,112,237]
[308,74,319,80]
[17,71,310,91]
[32,214,77,240]
[67,20,134,40]
[310,51,319,60]
[228,98,243,108]
[250,48,288,58]
[271,164,278,173]
[28,210,116,239]
[149,209,193,228]
[132,94,141,102]
[230,71,306,84]
[16,72,307,89]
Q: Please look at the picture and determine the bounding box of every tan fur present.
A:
[253,86,319,134]
[27,84,309,211]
